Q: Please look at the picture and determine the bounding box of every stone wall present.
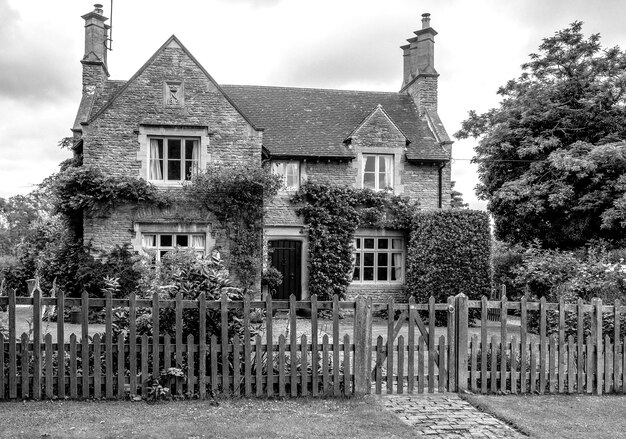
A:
[81,42,262,254]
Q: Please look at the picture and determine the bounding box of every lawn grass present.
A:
[0,397,416,439]
[462,393,626,439]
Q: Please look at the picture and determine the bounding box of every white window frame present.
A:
[137,125,210,187]
[148,137,199,182]
[362,154,394,191]
[352,236,404,284]
[141,232,206,261]
[272,160,302,191]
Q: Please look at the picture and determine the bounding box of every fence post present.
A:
[447,296,456,392]
[353,296,372,396]
[455,293,469,392]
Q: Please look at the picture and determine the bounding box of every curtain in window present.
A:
[191,141,199,175]
[382,155,393,189]
[142,234,156,248]
[191,235,205,249]
[285,162,299,189]
[149,139,163,180]
[391,253,402,281]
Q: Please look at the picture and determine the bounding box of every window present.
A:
[149,138,199,181]
[272,161,301,190]
[363,154,393,191]
[142,233,205,261]
[352,237,403,283]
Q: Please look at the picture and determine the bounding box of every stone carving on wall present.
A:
[164,81,184,107]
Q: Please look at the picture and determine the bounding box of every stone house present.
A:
[71,5,452,301]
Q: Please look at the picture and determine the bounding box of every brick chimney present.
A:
[81,3,109,87]
[400,13,438,113]
[73,4,109,134]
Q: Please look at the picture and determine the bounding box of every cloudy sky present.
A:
[2,0,626,209]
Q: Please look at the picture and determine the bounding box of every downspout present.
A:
[438,162,446,208]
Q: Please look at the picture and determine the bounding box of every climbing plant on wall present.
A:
[292,182,419,300]
[43,164,170,238]
[186,163,282,289]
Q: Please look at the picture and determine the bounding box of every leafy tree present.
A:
[456,22,626,248]
[0,192,50,255]
[450,181,468,209]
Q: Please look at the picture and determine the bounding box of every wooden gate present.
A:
[371,296,457,394]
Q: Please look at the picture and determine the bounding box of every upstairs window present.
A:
[149,138,199,181]
[272,160,301,191]
[363,154,393,191]
[142,233,206,261]
[352,237,403,283]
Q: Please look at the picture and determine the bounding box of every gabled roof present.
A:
[85,36,260,130]
[344,104,409,144]
[221,85,449,161]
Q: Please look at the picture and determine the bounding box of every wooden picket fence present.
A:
[461,296,626,395]
[375,294,626,395]
[0,289,363,400]
[2,286,625,399]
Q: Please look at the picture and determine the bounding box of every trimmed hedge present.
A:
[406,210,492,302]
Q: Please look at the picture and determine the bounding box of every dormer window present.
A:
[272,160,301,191]
[363,154,393,191]
[149,137,199,181]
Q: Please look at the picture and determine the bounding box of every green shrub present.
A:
[491,241,525,300]
[186,164,282,289]
[115,248,249,342]
[406,210,492,303]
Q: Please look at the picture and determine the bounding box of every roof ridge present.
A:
[221,84,403,95]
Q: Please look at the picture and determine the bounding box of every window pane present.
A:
[392,239,403,249]
[378,239,389,249]
[167,160,181,180]
[377,253,388,267]
[185,140,196,160]
[142,234,156,248]
[184,161,194,180]
[364,156,376,172]
[191,235,205,248]
[354,253,360,266]
[160,250,169,259]
[364,239,375,249]
[285,162,299,188]
[167,140,181,159]
[363,173,375,189]
[353,267,361,281]
[363,253,374,267]
[160,235,173,247]
[377,267,388,281]
[176,235,189,247]
[379,157,386,172]
[355,238,360,249]
[363,267,374,281]
[391,253,402,281]
[379,172,388,190]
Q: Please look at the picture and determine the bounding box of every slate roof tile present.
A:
[221,84,449,161]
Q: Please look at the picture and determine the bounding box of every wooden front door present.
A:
[268,240,302,300]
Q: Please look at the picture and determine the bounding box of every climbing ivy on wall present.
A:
[44,165,170,238]
[186,163,282,289]
[292,182,419,300]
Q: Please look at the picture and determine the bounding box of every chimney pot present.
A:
[421,13,431,29]
[94,4,104,14]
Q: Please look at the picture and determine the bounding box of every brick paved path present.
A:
[375,393,526,438]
